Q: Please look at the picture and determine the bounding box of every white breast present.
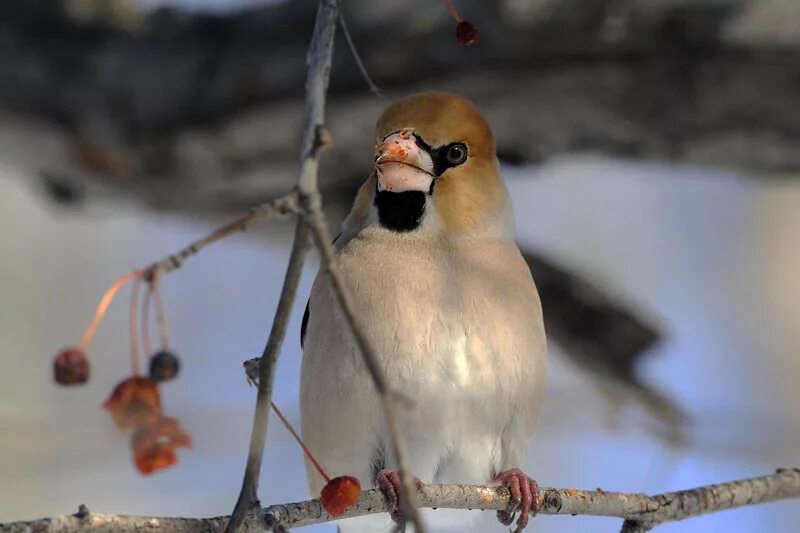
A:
[300,226,547,502]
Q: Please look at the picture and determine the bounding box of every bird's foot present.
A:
[493,468,540,532]
[375,468,425,522]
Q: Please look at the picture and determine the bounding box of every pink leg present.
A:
[375,468,425,522]
[493,468,540,532]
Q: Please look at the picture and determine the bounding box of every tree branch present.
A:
[292,1,424,525]
[299,192,426,531]
[143,192,299,278]
[3,0,800,224]
[226,1,339,530]
[3,470,798,532]
[226,219,310,533]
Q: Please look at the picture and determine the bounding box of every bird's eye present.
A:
[445,143,468,166]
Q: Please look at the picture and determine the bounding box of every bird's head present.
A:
[364,92,510,236]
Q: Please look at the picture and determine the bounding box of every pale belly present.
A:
[300,233,547,495]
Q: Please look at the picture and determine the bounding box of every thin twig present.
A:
[143,192,299,279]
[128,277,141,375]
[141,284,153,357]
[301,192,425,532]
[226,221,310,532]
[226,0,339,529]
[284,1,422,528]
[4,470,798,532]
[78,271,141,351]
[270,400,330,483]
[149,275,171,349]
[338,11,382,96]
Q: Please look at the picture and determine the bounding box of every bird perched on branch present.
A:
[301,92,546,532]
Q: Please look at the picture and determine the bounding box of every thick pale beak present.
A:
[374,128,435,193]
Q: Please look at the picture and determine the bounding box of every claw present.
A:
[375,468,424,523]
[493,468,539,532]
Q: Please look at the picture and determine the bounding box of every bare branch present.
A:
[300,189,426,532]
[226,219,310,533]
[337,11,382,96]
[3,470,798,532]
[281,0,425,528]
[262,470,800,528]
[143,192,299,278]
[226,0,340,530]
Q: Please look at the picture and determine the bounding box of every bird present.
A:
[300,92,547,532]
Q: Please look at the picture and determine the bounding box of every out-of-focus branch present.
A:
[0,0,739,447]
[3,470,798,532]
[2,0,800,227]
[143,192,299,278]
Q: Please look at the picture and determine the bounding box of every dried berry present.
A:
[53,348,90,385]
[132,439,177,475]
[103,376,161,429]
[148,350,180,382]
[134,416,192,450]
[320,476,361,517]
[130,416,192,475]
[456,21,478,46]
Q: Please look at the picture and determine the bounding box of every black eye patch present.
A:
[413,134,469,176]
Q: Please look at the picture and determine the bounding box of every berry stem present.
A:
[270,401,330,483]
[151,274,171,349]
[129,277,142,375]
[442,0,462,23]
[142,283,154,357]
[79,270,142,351]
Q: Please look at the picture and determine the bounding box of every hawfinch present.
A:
[300,92,547,532]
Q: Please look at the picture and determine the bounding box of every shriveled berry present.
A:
[132,416,192,451]
[149,350,180,382]
[320,476,361,517]
[54,348,90,385]
[103,376,161,429]
[132,439,177,475]
[130,416,192,475]
[456,21,478,46]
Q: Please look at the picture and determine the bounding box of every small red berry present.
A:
[53,348,90,385]
[456,21,478,46]
[320,476,361,517]
[149,350,180,382]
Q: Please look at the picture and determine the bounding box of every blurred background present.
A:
[0,0,798,531]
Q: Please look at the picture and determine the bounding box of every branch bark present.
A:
[226,219,310,533]
[226,1,339,530]
[3,469,798,532]
[143,192,299,278]
[300,191,426,531]
[291,1,424,526]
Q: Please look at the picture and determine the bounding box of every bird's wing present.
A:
[301,232,341,349]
